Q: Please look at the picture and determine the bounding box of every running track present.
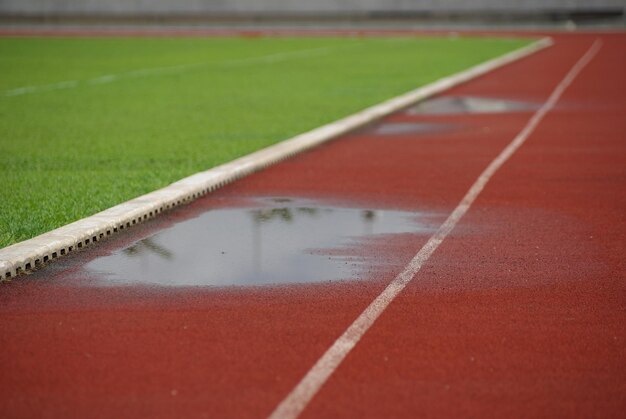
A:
[1,31,625,418]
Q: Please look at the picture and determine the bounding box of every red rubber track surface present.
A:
[1,31,625,418]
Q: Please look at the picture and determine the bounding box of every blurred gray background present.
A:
[1,0,625,30]
[0,0,623,19]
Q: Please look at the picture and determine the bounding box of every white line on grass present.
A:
[268,38,602,419]
[1,44,356,97]
[224,46,335,66]
[0,36,492,97]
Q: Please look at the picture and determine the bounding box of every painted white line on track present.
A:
[268,38,602,419]
[0,37,551,281]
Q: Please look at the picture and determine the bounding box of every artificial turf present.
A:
[0,35,530,248]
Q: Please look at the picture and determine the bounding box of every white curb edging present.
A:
[0,36,552,281]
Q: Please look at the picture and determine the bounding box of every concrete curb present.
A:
[0,36,552,281]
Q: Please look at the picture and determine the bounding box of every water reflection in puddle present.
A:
[85,198,434,287]
[408,96,536,115]
[373,122,452,136]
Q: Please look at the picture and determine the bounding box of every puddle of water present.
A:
[373,122,452,135]
[408,96,536,115]
[84,198,434,287]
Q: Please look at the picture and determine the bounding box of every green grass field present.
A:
[0,35,530,248]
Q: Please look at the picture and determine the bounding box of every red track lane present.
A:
[1,32,625,418]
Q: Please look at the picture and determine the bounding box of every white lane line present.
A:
[268,38,602,419]
[0,44,354,98]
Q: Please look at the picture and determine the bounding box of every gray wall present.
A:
[1,0,624,16]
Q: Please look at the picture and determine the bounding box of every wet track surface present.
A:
[1,31,625,419]
[407,95,538,114]
[74,198,434,287]
[371,121,454,136]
